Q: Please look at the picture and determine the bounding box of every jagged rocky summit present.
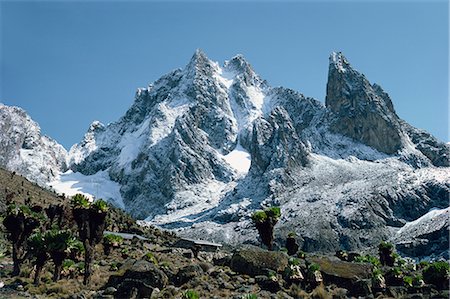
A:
[0,104,67,186]
[1,50,448,257]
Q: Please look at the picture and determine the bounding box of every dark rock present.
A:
[198,261,214,273]
[115,279,153,299]
[286,236,299,256]
[103,287,117,295]
[213,255,232,267]
[307,256,373,296]
[175,264,204,286]
[230,247,289,276]
[386,286,407,298]
[352,279,372,297]
[106,259,168,294]
[403,123,450,167]
[255,275,282,292]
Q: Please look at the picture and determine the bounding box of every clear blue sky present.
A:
[1,0,448,149]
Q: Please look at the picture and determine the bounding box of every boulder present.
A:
[106,259,168,293]
[230,247,289,276]
[308,256,373,296]
[175,264,204,286]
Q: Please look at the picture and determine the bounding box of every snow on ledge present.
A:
[48,170,124,209]
[219,144,251,175]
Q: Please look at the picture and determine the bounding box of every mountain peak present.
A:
[88,120,105,133]
[329,51,351,73]
[224,54,251,72]
[326,52,405,154]
[185,49,216,78]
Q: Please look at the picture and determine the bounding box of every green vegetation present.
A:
[354,254,381,267]
[251,206,281,251]
[103,234,123,256]
[3,203,41,276]
[308,263,321,273]
[27,232,49,285]
[378,241,395,266]
[71,194,90,208]
[142,252,158,265]
[403,275,413,287]
[183,289,199,299]
[71,194,109,285]
[46,229,79,282]
[297,251,306,259]
[241,294,258,299]
[423,261,450,289]
[289,257,301,266]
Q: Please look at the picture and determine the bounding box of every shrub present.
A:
[103,234,123,255]
[422,261,449,289]
[289,257,301,266]
[251,211,267,223]
[354,254,381,267]
[93,199,108,212]
[418,260,430,269]
[71,194,108,285]
[308,263,321,273]
[142,252,158,265]
[109,262,119,271]
[242,294,258,299]
[403,276,413,287]
[71,194,90,208]
[288,231,296,238]
[3,203,41,276]
[297,251,306,259]
[183,289,199,299]
[63,259,75,269]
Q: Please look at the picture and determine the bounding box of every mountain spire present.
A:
[325,51,404,154]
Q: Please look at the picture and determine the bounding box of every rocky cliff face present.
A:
[325,52,405,155]
[3,50,448,255]
[325,52,449,167]
[0,104,67,186]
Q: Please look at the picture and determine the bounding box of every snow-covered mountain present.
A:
[0,104,67,185]
[1,50,448,256]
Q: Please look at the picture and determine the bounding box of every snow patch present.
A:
[396,207,449,235]
[214,64,234,89]
[48,170,124,209]
[218,144,251,175]
[148,180,236,225]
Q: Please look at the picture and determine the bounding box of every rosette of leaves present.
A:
[103,234,123,256]
[27,232,49,285]
[45,229,80,282]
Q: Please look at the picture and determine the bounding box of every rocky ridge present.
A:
[0,104,67,186]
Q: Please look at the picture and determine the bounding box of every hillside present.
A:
[0,167,449,298]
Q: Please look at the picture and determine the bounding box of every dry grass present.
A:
[311,284,331,299]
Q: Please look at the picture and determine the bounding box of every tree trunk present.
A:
[12,243,21,276]
[103,244,111,256]
[83,241,94,285]
[53,262,63,282]
[34,264,43,285]
[52,252,66,282]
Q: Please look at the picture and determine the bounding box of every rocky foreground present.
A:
[0,168,449,299]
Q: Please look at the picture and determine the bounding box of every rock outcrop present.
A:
[0,104,67,185]
[325,52,405,155]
